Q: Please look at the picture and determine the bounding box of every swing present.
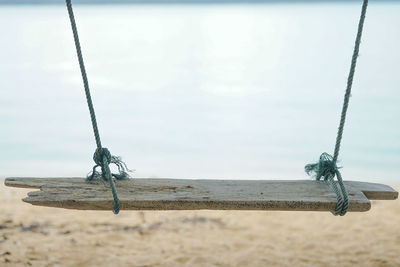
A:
[5,0,398,215]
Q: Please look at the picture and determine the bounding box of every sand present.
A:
[0,182,399,267]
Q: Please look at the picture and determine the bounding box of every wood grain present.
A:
[4,178,398,212]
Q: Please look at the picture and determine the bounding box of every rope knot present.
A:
[93,147,112,166]
[305,152,349,216]
[87,147,131,215]
[87,147,132,182]
[305,152,339,181]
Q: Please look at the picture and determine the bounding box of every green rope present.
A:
[305,0,368,216]
[65,0,130,214]
[305,153,349,215]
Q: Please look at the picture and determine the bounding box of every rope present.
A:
[305,153,349,215]
[333,0,369,163]
[65,0,368,215]
[305,0,368,216]
[65,0,130,214]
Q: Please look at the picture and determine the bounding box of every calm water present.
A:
[0,3,399,183]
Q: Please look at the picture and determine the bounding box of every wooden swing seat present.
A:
[5,177,398,212]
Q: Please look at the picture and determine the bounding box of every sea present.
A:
[0,1,399,183]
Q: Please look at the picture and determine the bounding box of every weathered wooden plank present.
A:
[4,178,398,212]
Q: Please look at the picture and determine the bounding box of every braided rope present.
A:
[66,0,130,214]
[103,154,121,214]
[333,0,369,163]
[305,0,368,216]
[65,0,101,150]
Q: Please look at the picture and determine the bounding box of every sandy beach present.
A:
[0,182,399,267]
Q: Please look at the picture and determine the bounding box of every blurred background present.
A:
[0,0,399,183]
[1,2,399,267]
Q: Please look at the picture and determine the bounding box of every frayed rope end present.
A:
[305,152,341,181]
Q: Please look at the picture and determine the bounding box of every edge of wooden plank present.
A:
[20,199,371,212]
[5,177,83,189]
[347,181,398,200]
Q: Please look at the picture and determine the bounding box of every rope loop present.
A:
[87,147,131,214]
[305,153,349,216]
